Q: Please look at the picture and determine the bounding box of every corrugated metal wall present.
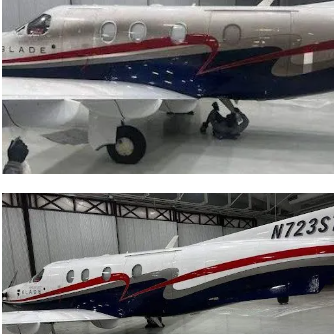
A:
[3,0,69,32]
[223,227,245,235]
[2,208,31,289]
[73,0,237,6]
[2,205,246,290]
[29,210,119,272]
[117,218,178,253]
[178,224,223,246]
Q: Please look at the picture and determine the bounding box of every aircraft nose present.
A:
[2,289,8,301]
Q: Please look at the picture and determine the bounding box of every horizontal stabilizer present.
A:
[166,235,179,249]
[258,0,275,6]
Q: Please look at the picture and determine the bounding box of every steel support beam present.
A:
[20,194,36,277]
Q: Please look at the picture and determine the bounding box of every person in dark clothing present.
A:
[3,137,30,174]
[200,102,249,140]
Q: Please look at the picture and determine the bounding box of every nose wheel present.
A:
[106,125,146,164]
[277,296,289,305]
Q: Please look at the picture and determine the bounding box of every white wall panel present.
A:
[117,218,177,253]
[29,210,118,272]
[178,224,223,246]
[73,0,148,5]
[200,0,236,5]
[223,227,245,235]
[3,0,70,32]
[2,208,31,289]
[149,0,199,5]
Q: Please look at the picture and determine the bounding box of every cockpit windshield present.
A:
[31,269,44,283]
[27,14,51,36]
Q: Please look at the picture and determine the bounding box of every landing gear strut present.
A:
[145,317,165,328]
[106,125,146,164]
[277,296,289,305]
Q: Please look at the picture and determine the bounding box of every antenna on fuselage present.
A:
[258,0,275,6]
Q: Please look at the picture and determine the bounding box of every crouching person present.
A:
[201,103,249,140]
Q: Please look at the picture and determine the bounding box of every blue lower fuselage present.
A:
[3,48,334,100]
[10,265,334,318]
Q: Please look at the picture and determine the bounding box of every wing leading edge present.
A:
[2,309,117,325]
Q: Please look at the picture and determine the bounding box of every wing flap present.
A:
[2,309,116,325]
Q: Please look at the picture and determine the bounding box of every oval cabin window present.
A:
[132,264,142,278]
[66,270,74,284]
[129,22,147,43]
[102,267,112,281]
[101,22,117,43]
[223,24,241,46]
[170,24,187,44]
[81,269,89,282]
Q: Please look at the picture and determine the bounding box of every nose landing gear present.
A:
[277,296,289,305]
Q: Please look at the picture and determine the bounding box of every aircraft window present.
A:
[102,267,112,281]
[223,24,241,46]
[170,23,187,44]
[27,14,51,36]
[81,269,89,282]
[129,22,147,43]
[32,269,44,283]
[66,270,74,284]
[101,22,117,43]
[132,264,142,278]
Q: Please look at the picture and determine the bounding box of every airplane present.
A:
[2,206,334,334]
[2,1,334,164]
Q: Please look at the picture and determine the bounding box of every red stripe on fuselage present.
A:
[3,35,334,75]
[2,35,216,65]
[9,245,334,304]
[202,40,334,73]
[124,244,334,300]
[10,273,130,303]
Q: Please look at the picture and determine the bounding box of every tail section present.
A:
[208,206,334,243]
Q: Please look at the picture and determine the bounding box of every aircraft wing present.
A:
[2,77,195,102]
[2,309,117,325]
[2,77,197,128]
[2,77,198,149]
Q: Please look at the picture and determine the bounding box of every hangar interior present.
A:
[2,193,334,334]
[2,0,334,174]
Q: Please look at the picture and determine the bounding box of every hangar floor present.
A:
[54,288,334,334]
[2,94,334,173]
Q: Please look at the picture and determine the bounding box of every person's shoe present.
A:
[200,123,208,134]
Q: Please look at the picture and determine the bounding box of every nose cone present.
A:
[2,288,9,302]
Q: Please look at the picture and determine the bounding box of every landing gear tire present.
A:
[106,125,146,164]
[277,296,289,305]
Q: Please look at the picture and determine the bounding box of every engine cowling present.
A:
[4,323,52,334]
[91,319,119,329]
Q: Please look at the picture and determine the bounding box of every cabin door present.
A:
[62,8,98,65]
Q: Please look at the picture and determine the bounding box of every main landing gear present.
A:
[145,316,165,328]
[277,296,289,305]
[106,125,146,164]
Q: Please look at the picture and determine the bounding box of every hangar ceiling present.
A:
[85,193,334,222]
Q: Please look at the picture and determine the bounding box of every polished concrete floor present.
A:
[54,288,334,334]
[3,93,334,173]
